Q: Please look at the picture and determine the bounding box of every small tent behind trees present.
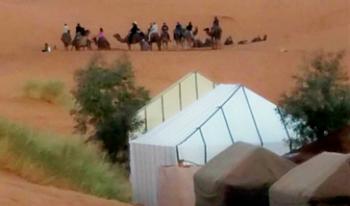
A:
[193,142,295,206]
[136,71,215,133]
[270,152,350,206]
[130,84,294,206]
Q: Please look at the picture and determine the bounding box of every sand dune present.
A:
[0,0,348,203]
[0,0,348,133]
[0,171,130,206]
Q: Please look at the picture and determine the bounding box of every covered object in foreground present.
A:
[270,152,350,206]
[157,166,200,206]
[130,84,294,206]
[193,142,295,206]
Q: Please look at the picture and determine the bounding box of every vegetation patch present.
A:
[0,118,131,202]
[71,55,149,167]
[279,51,350,150]
[23,80,73,108]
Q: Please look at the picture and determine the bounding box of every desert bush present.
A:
[0,118,131,201]
[71,55,149,165]
[278,51,350,150]
[23,80,71,106]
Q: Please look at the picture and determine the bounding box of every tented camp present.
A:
[270,152,350,206]
[136,71,215,132]
[193,142,295,206]
[130,84,294,206]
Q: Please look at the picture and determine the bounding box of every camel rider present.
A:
[161,22,169,32]
[186,22,193,38]
[75,23,85,37]
[212,16,219,30]
[161,22,170,39]
[128,21,140,44]
[63,23,69,34]
[148,22,158,40]
[186,22,193,32]
[98,27,105,40]
[174,22,183,36]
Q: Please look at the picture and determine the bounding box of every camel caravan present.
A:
[59,17,267,52]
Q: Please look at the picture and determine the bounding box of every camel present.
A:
[113,32,146,50]
[251,34,268,43]
[204,26,222,49]
[147,32,162,51]
[224,36,234,45]
[61,32,72,50]
[173,27,198,49]
[71,30,92,51]
[92,37,111,50]
[237,40,248,45]
[193,38,213,48]
[160,31,171,49]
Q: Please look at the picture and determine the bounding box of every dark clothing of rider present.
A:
[128,23,140,44]
[76,24,85,36]
[161,24,169,32]
[161,24,170,39]
[186,22,193,31]
[213,17,219,28]
[175,23,182,32]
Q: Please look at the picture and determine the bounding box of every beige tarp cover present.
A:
[270,152,350,206]
[157,166,200,206]
[193,142,295,206]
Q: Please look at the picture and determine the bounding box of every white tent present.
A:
[130,84,294,206]
[136,71,215,133]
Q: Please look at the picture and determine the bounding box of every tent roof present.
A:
[193,142,295,206]
[131,84,293,162]
[194,142,295,195]
[133,84,240,146]
[270,152,350,204]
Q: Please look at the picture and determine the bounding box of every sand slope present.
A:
[0,0,349,134]
[0,0,348,204]
[0,171,130,206]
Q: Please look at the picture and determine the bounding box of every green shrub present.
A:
[0,118,131,201]
[278,51,350,150]
[23,80,72,107]
[71,55,149,165]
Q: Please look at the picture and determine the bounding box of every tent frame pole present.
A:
[220,106,234,143]
[242,87,264,146]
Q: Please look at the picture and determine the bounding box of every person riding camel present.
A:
[212,16,220,30]
[63,23,69,34]
[161,22,170,39]
[75,23,85,36]
[98,27,105,40]
[128,21,141,44]
[161,22,169,33]
[148,22,159,40]
[186,22,193,32]
[186,21,193,38]
[174,22,183,36]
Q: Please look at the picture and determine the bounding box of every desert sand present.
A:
[0,171,130,206]
[0,0,349,135]
[0,0,349,205]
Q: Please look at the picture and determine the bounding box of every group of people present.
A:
[128,17,219,44]
[57,16,221,51]
[62,23,106,41]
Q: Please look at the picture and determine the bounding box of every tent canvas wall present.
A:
[270,152,350,206]
[130,84,294,206]
[194,142,295,206]
[136,71,215,133]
